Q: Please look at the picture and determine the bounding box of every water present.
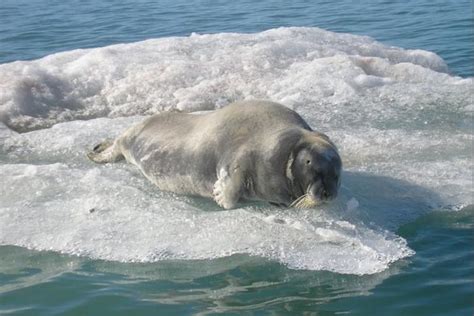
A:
[1,208,472,315]
[0,0,473,315]
[0,0,472,78]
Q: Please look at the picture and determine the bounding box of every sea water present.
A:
[0,0,473,315]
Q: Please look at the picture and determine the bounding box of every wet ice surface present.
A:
[0,27,472,275]
[0,27,471,132]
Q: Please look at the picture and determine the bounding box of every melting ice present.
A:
[0,27,472,275]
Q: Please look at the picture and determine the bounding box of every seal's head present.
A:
[288,132,342,208]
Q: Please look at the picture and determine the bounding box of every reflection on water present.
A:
[2,207,471,315]
[0,245,404,314]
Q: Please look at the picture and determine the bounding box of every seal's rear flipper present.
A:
[87,139,124,164]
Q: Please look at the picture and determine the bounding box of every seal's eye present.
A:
[306,160,311,165]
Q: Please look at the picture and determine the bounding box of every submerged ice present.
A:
[0,27,472,275]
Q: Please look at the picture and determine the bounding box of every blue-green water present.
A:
[0,0,472,77]
[1,0,473,315]
[1,208,472,315]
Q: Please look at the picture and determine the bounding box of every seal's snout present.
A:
[309,184,337,204]
[290,181,339,208]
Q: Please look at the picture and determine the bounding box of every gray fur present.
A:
[88,100,342,209]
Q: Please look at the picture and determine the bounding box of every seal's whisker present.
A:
[290,194,319,209]
[290,194,307,207]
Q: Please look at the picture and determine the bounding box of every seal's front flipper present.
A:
[87,139,124,164]
[213,167,243,209]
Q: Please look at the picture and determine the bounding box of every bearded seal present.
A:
[87,100,342,209]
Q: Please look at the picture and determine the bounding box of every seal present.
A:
[87,100,342,209]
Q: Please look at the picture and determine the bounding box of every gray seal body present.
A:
[88,100,342,209]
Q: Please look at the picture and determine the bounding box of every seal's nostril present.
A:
[322,190,329,199]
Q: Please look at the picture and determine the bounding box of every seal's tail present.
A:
[87,139,124,164]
